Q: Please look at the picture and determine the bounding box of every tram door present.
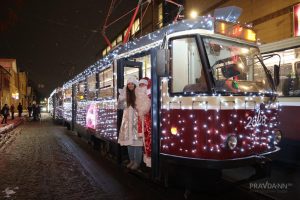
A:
[117,59,143,163]
[117,60,143,89]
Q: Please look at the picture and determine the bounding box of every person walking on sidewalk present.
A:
[27,103,33,117]
[17,103,23,117]
[1,104,10,124]
[10,104,15,120]
[32,104,37,121]
[36,104,41,120]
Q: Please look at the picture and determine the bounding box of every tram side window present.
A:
[282,62,300,96]
[64,88,72,102]
[87,74,97,100]
[99,67,113,98]
[262,47,300,96]
[57,91,63,106]
[274,64,292,96]
[170,37,207,93]
[77,81,86,100]
[124,67,139,85]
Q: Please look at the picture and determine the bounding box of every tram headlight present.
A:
[226,135,238,150]
[171,127,178,135]
[274,130,282,145]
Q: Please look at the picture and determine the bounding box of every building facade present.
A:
[0,59,19,107]
[0,58,31,110]
[101,0,299,55]
[184,0,300,43]
[18,71,28,109]
[0,65,11,108]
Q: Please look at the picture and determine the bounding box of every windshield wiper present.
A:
[255,55,276,91]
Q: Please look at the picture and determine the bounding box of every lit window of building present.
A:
[131,18,140,36]
[106,46,111,53]
[158,3,163,28]
[112,40,116,47]
[124,28,129,38]
[117,34,122,44]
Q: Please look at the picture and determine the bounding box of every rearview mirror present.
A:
[221,64,240,78]
[274,64,280,87]
[156,49,169,77]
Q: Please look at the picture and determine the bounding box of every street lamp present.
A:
[190,10,198,19]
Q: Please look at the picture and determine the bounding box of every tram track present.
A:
[221,175,279,200]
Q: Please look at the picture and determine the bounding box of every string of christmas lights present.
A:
[49,16,280,162]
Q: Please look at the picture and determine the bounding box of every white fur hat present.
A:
[139,78,148,85]
[127,76,138,86]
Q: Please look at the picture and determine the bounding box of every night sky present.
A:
[0,0,138,97]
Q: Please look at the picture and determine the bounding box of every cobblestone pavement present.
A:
[0,115,180,200]
[0,114,294,200]
[0,118,113,199]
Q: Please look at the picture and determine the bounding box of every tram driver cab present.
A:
[183,67,208,93]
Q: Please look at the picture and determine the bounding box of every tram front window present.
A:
[171,37,208,93]
[203,37,272,94]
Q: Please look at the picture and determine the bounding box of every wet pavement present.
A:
[0,114,177,200]
[0,113,298,200]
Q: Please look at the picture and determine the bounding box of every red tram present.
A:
[49,16,281,182]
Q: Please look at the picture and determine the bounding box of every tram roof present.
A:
[63,16,255,88]
[62,16,214,88]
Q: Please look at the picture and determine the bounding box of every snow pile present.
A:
[0,124,14,133]
[2,187,18,198]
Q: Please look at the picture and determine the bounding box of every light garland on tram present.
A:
[60,16,215,142]
[94,99,118,141]
[76,100,88,126]
[53,15,279,160]
[63,16,215,88]
[159,78,279,156]
[63,102,72,122]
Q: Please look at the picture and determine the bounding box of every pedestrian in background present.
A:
[27,103,33,117]
[32,104,37,121]
[10,104,15,120]
[17,103,23,117]
[36,104,41,120]
[1,104,10,124]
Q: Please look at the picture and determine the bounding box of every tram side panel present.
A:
[95,101,118,142]
[278,103,300,141]
[278,102,300,163]
[54,89,64,124]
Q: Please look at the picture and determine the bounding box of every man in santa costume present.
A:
[136,77,152,167]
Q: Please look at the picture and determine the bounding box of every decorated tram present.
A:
[49,16,282,182]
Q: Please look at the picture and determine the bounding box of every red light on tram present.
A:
[215,21,256,41]
[232,25,243,37]
[294,3,300,37]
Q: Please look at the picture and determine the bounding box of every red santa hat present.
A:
[139,77,151,88]
[139,78,148,86]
